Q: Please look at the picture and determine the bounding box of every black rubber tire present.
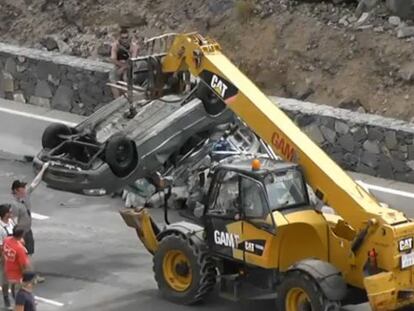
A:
[105,134,138,177]
[196,82,226,116]
[153,233,216,305]
[41,123,72,149]
[276,271,341,311]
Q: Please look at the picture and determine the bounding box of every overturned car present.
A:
[121,123,264,209]
[34,84,234,195]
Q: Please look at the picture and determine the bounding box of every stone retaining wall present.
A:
[1,43,414,183]
[0,43,113,115]
[274,96,414,183]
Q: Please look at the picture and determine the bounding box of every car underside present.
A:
[34,83,234,194]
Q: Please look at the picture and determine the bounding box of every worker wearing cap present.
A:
[14,271,36,311]
[10,162,49,283]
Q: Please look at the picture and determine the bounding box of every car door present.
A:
[204,169,244,261]
[239,175,277,268]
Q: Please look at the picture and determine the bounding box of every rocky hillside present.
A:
[2,0,414,121]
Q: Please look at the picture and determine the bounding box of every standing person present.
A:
[3,227,31,300]
[14,271,36,311]
[109,27,139,98]
[11,162,49,283]
[0,204,15,310]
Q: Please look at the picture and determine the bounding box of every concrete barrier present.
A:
[0,42,113,116]
[0,98,85,160]
[272,96,414,184]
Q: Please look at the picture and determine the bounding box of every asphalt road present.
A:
[0,98,85,160]
[0,159,413,311]
[0,159,267,311]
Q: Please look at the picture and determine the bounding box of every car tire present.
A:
[41,123,72,149]
[105,134,138,177]
[196,82,226,116]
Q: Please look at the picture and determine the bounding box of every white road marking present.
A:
[0,106,77,127]
[355,180,371,193]
[357,180,414,199]
[0,287,64,307]
[35,296,64,307]
[32,212,50,220]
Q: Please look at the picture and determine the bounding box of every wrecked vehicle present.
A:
[121,123,263,209]
[33,83,234,195]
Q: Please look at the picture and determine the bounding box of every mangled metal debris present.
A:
[122,122,265,209]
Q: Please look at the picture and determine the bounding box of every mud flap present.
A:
[119,208,160,255]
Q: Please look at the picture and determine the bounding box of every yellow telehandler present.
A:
[120,32,414,311]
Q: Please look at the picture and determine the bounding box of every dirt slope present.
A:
[1,0,414,121]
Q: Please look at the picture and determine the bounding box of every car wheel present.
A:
[105,134,138,177]
[196,82,226,116]
[41,123,72,149]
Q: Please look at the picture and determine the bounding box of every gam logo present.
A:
[271,132,296,162]
[214,230,240,249]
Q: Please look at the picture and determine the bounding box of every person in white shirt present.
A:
[0,204,15,310]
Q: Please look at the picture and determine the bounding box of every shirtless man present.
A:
[109,27,139,98]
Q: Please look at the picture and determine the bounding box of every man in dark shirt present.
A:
[14,271,36,311]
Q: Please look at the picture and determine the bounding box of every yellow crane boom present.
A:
[161,33,407,229]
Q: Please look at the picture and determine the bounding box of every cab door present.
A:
[239,175,277,268]
[204,169,244,261]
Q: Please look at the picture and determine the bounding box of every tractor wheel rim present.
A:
[162,250,192,292]
[286,287,312,311]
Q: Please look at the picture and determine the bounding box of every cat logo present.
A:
[214,230,240,248]
[399,237,413,252]
[210,74,228,98]
[199,70,239,102]
[245,241,255,252]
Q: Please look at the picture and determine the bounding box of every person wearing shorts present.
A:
[15,271,37,311]
[109,27,139,98]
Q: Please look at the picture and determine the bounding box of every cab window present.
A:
[264,169,307,210]
[208,170,240,218]
[240,177,269,221]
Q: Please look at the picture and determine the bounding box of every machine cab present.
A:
[203,157,310,263]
